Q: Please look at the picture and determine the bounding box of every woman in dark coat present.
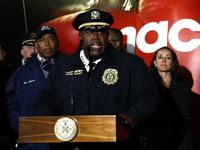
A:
[138,46,193,150]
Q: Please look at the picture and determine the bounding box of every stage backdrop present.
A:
[39,0,200,149]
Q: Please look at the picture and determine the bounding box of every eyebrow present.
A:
[44,36,54,38]
[157,54,172,56]
[108,39,118,41]
[40,36,55,39]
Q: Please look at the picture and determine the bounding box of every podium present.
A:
[19,115,131,143]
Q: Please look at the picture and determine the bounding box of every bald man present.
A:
[108,28,125,51]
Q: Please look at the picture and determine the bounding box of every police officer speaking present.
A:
[33,9,161,150]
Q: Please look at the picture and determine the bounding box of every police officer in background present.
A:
[33,9,161,150]
[6,26,65,150]
[11,33,37,70]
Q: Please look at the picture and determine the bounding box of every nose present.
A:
[44,38,50,45]
[162,57,166,62]
[31,47,35,52]
[93,31,99,39]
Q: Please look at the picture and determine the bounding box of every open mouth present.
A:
[90,43,102,49]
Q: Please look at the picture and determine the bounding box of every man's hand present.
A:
[117,114,137,128]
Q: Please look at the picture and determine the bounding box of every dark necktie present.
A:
[88,62,96,77]
[87,62,96,115]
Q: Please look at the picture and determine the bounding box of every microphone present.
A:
[69,68,75,115]
[0,136,10,147]
[70,40,84,150]
[87,46,95,77]
[86,46,95,115]
[87,46,92,63]
[0,136,17,148]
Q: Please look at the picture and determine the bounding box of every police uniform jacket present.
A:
[33,43,161,123]
[5,52,65,150]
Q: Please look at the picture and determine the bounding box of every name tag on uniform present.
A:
[65,70,83,76]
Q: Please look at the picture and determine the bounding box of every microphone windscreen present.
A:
[0,136,10,147]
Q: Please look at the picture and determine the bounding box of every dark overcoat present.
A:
[33,44,161,150]
[138,74,193,150]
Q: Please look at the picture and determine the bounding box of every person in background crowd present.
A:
[108,28,125,51]
[11,33,37,70]
[0,45,5,66]
[33,9,161,150]
[0,45,13,126]
[0,45,17,150]
[138,46,193,150]
[5,26,65,150]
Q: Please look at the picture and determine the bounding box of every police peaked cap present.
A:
[72,9,114,31]
[19,33,36,46]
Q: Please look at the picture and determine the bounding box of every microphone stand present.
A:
[86,46,93,115]
[70,41,83,150]
[69,39,83,116]
[72,45,93,150]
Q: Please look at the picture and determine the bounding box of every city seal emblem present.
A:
[102,68,118,85]
[54,117,78,142]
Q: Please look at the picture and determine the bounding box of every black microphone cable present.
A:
[69,40,83,115]
[86,46,94,115]
[69,67,75,116]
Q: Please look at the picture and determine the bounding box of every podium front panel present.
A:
[19,115,124,143]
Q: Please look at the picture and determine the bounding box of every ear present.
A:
[34,42,38,50]
[115,41,121,50]
[78,32,82,40]
[172,62,175,68]
[2,50,5,57]
[21,49,24,56]
[154,60,157,67]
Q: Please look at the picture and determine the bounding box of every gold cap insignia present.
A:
[91,10,100,20]
[102,68,118,85]
[30,33,36,38]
